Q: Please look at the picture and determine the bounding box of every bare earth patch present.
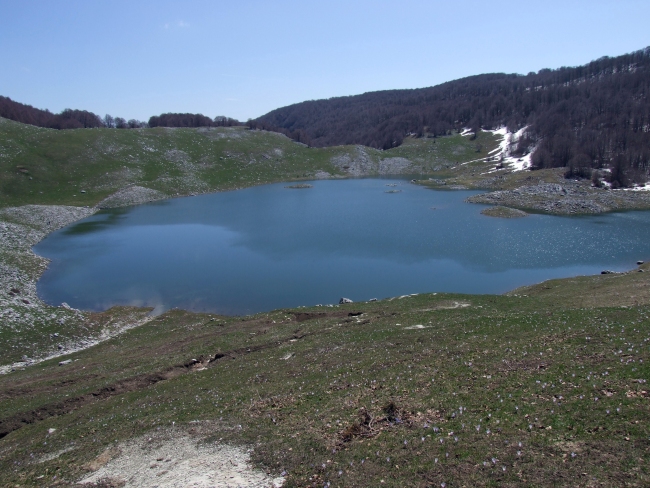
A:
[79,431,285,488]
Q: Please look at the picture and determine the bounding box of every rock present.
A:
[284,184,313,189]
[601,270,615,274]
[339,297,353,304]
[369,298,378,302]
[57,344,64,350]
[639,269,644,273]
[59,359,72,366]
[637,261,644,265]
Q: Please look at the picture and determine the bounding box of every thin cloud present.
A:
[163,21,190,30]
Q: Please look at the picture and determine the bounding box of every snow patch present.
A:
[482,126,534,173]
[620,182,650,191]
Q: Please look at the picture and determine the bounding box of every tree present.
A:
[103,114,115,128]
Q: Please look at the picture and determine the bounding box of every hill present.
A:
[255,47,650,188]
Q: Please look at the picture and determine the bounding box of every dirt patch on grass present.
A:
[78,431,285,487]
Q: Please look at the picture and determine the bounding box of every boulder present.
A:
[339,297,353,304]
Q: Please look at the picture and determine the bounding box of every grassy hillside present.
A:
[1,271,649,486]
[0,117,504,210]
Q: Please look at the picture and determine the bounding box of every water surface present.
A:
[34,179,650,315]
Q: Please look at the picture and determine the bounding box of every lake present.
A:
[34,178,650,315]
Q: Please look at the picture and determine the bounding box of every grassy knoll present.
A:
[0,268,649,486]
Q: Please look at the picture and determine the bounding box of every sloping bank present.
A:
[0,186,170,372]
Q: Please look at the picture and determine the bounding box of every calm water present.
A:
[34,179,650,315]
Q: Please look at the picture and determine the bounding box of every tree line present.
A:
[0,96,241,131]
[0,96,104,129]
[253,47,650,187]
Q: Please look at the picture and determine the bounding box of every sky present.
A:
[2,0,650,122]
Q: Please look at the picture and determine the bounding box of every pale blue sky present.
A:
[1,0,649,122]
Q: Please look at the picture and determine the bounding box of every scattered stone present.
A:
[467,182,650,215]
[339,297,353,304]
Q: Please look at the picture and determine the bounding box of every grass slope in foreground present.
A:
[0,269,649,486]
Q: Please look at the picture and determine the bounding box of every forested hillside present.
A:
[255,47,650,186]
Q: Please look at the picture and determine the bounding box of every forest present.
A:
[254,47,650,187]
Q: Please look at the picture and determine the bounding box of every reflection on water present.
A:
[34,179,650,315]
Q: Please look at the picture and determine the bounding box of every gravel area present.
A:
[467,182,650,214]
[79,431,285,487]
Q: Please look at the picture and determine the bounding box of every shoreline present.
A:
[3,176,650,372]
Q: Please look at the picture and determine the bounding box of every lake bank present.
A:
[4,176,650,370]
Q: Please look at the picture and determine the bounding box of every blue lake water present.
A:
[34,178,650,315]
